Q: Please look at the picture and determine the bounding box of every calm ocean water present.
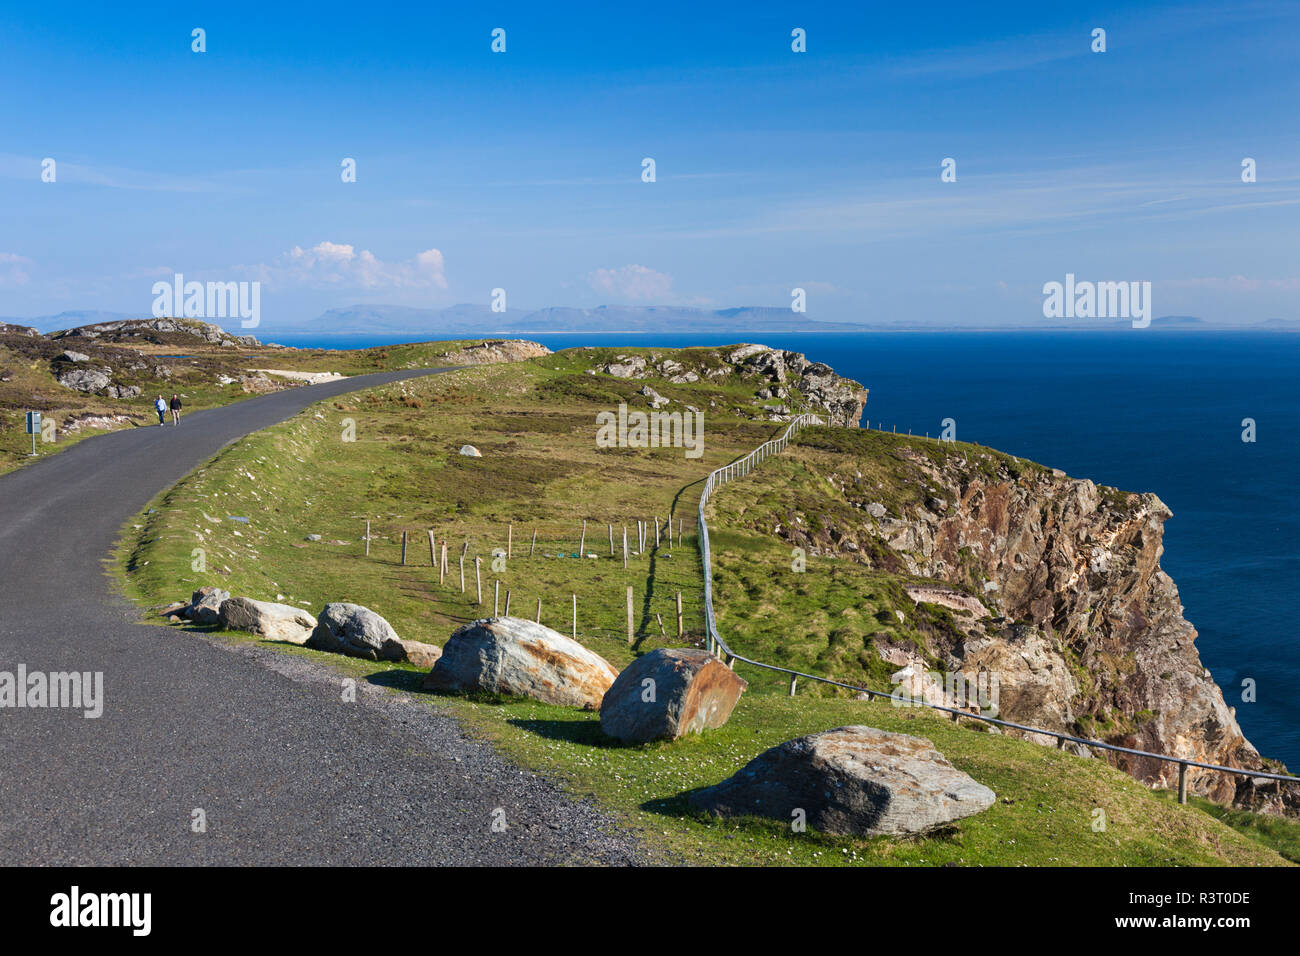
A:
[274,330,1300,768]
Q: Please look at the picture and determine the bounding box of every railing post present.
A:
[788,675,797,696]
[1178,761,1188,804]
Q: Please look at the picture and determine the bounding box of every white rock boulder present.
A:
[423,617,617,709]
[217,597,317,644]
[689,725,995,836]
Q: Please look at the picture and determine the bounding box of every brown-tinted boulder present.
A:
[600,648,747,743]
[423,617,617,709]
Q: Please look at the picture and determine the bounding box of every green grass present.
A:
[0,333,494,476]
[114,349,1294,867]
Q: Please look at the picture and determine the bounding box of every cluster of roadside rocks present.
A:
[161,587,995,837]
[593,344,869,428]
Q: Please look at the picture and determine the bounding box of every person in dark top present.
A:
[169,393,182,425]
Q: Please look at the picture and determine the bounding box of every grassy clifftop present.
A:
[0,320,500,475]
[115,344,1297,866]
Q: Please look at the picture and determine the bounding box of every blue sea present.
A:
[275,330,1300,769]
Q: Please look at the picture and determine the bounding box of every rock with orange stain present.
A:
[423,617,617,709]
[600,648,747,743]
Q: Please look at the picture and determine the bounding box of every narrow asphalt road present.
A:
[0,369,644,865]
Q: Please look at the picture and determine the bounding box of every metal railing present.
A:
[696,416,1299,801]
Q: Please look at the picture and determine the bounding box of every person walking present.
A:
[154,394,167,426]
[169,393,182,425]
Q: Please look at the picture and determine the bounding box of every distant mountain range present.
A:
[10,306,1299,338]
[278,304,873,335]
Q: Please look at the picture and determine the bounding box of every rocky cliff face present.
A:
[594,343,869,428]
[437,339,552,365]
[786,439,1295,813]
[51,317,261,348]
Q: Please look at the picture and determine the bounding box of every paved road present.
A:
[0,370,643,865]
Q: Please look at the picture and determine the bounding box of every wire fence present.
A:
[697,415,1299,802]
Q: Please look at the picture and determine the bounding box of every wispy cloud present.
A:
[237,242,448,290]
[586,264,674,301]
[0,252,33,287]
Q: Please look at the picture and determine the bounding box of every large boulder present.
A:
[423,617,617,708]
[600,648,747,743]
[306,602,406,661]
[185,586,230,625]
[398,639,442,669]
[689,725,995,836]
[56,365,111,393]
[217,597,317,644]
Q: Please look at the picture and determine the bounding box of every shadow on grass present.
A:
[364,669,428,693]
[506,715,616,748]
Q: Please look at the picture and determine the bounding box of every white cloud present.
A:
[240,241,447,289]
[586,264,673,301]
[1164,275,1300,292]
[0,252,32,287]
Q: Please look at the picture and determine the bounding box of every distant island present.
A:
[8,305,1297,339]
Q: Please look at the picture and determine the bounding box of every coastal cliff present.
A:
[775,430,1294,813]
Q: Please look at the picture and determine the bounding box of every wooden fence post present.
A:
[507,523,513,559]
[365,520,370,556]
[460,551,466,593]
[571,594,577,640]
[529,527,537,557]
[536,598,542,623]
[608,523,614,555]
[626,585,634,644]
[676,591,683,637]
[579,519,586,556]
[440,542,448,586]
[494,580,500,616]
[428,529,436,566]
[475,557,482,605]
[622,526,628,568]
[655,516,660,549]
[504,589,511,617]
[401,531,407,565]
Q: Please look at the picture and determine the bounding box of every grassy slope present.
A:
[115,348,1295,866]
[0,334,485,476]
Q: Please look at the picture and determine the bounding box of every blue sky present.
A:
[1,0,1297,331]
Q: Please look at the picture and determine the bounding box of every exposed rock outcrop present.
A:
[776,440,1295,812]
[594,344,867,427]
[436,340,551,365]
[423,617,618,708]
[55,365,111,393]
[690,725,996,835]
[51,317,259,348]
[600,648,747,743]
